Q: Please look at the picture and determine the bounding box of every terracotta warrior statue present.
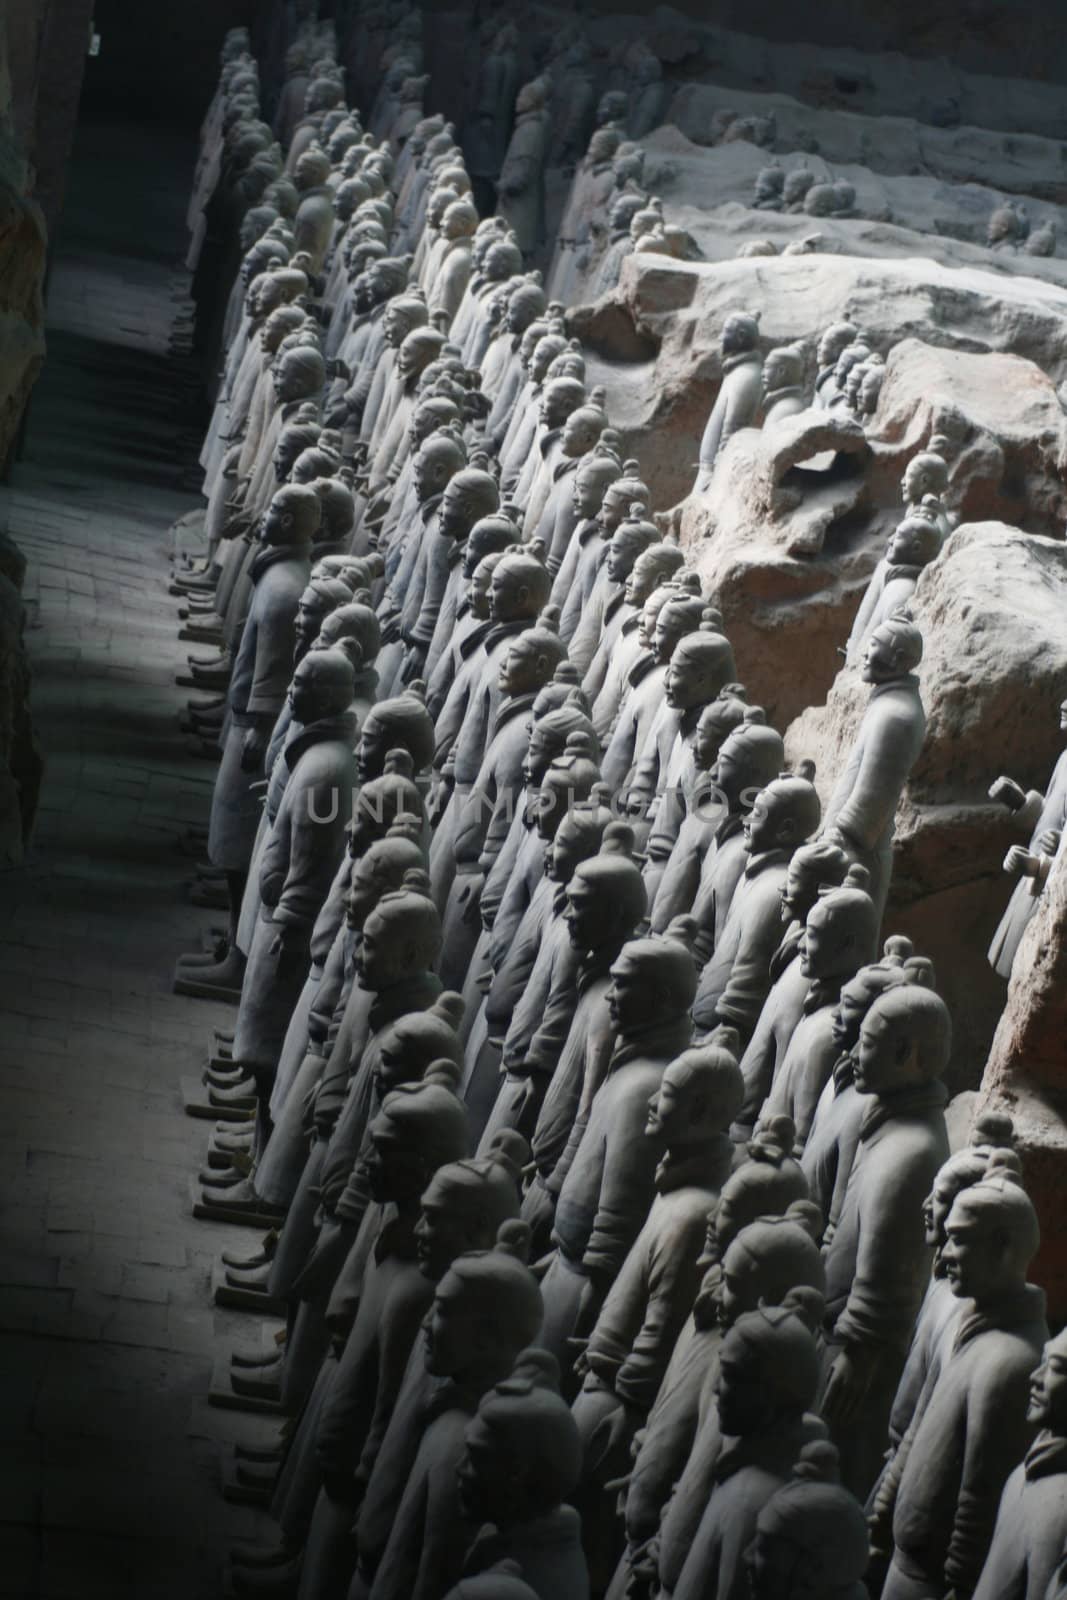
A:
[761,865,881,1149]
[821,610,926,922]
[457,1349,589,1600]
[187,482,321,999]
[694,313,763,494]
[971,1324,1067,1600]
[844,504,942,665]
[569,1036,745,1589]
[692,769,822,1044]
[988,694,1067,978]
[356,1224,545,1600]
[497,78,552,262]
[536,928,696,1376]
[761,343,808,428]
[667,1304,828,1600]
[821,982,951,1498]
[871,1161,1048,1600]
[746,1444,870,1600]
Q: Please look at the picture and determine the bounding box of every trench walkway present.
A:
[0,120,278,1599]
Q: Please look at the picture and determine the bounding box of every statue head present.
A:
[564,825,647,953]
[345,819,427,930]
[799,866,879,984]
[923,1114,1019,1256]
[522,699,597,790]
[529,330,568,384]
[484,238,524,283]
[603,502,657,586]
[712,716,786,813]
[413,430,467,507]
[747,1443,869,1600]
[561,400,609,460]
[545,789,615,884]
[383,289,428,349]
[572,449,624,519]
[272,344,326,406]
[355,691,435,784]
[693,685,751,773]
[260,304,306,356]
[854,982,951,1096]
[884,508,941,571]
[397,326,446,385]
[1028,1327,1067,1434]
[416,1140,525,1281]
[717,1205,825,1334]
[608,932,697,1036]
[489,550,551,624]
[831,935,930,1056]
[364,1064,470,1208]
[779,838,851,929]
[463,510,522,578]
[538,375,586,432]
[717,1306,821,1436]
[504,280,548,336]
[625,540,686,606]
[424,1223,544,1383]
[349,751,426,859]
[261,482,321,548]
[293,576,351,660]
[292,444,339,485]
[596,91,629,128]
[707,1120,810,1265]
[663,620,737,704]
[763,343,805,396]
[316,597,381,665]
[743,771,821,858]
[647,1035,744,1149]
[902,448,948,507]
[497,609,567,699]
[287,645,355,726]
[356,872,443,990]
[816,320,859,370]
[441,196,478,242]
[942,1157,1039,1305]
[609,190,647,236]
[273,417,320,483]
[534,734,602,843]
[439,463,500,540]
[457,1350,581,1528]
[721,311,760,358]
[294,145,333,192]
[598,465,650,535]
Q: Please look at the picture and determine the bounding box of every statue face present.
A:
[522,724,560,789]
[645,1061,690,1144]
[561,411,598,458]
[626,553,671,606]
[941,1198,1013,1303]
[498,637,546,698]
[830,971,875,1053]
[364,1117,425,1206]
[722,317,756,358]
[861,627,904,685]
[599,487,631,535]
[853,1004,916,1096]
[889,521,940,566]
[489,564,532,623]
[565,871,608,950]
[456,1415,510,1527]
[903,458,938,504]
[743,788,783,856]
[606,529,645,586]
[694,704,734,771]
[716,1343,772,1437]
[414,444,455,505]
[423,1275,482,1376]
[355,908,424,991]
[439,480,475,540]
[718,1242,769,1332]
[355,713,389,784]
[798,899,853,983]
[746,1529,804,1599]
[468,566,493,619]
[1027,1334,1067,1429]
[294,591,330,655]
[415,1175,479,1281]
[286,654,332,723]
[639,591,668,650]
[573,468,609,519]
[607,949,653,1034]
[663,635,711,698]
[540,384,578,431]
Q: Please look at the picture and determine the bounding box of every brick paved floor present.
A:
[0,122,278,1599]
